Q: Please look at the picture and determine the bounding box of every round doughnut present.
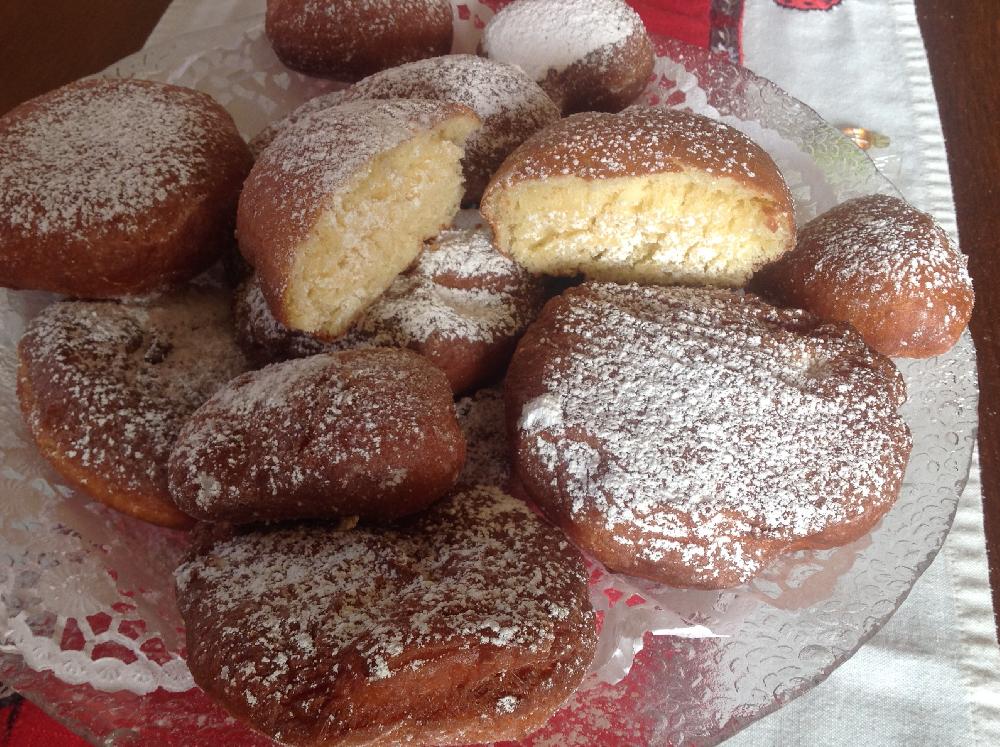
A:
[16,290,248,528]
[265,0,453,81]
[455,386,510,489]
[0,78,252,298]
[481,0,655,114]
[481,107,796,287]
[505,282,911,589]
[234,215,547,394]
[175,485,596,747]
[751,194,974,358]
[168,348,465,524]
[237,99,480,339]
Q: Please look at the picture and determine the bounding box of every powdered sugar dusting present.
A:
[510,283,911,585]
[486,106,783,190]
[483,0,642,81]
[18,290,248,498]
[168,348,459,521]
[175,487,595,740]
[455,387,510,489]
[0,78,234,239]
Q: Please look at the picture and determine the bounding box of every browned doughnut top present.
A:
[483,106,791,202]
[506,282,911,588]
[265,0,453,80]
[0,78,252,298]
[237,98,477,311]
[752,194,974,358]
[168,348,464,524]
[249,89,350,157]
[16,290,248,528]
[175,486,596,746]
[234,216,546,393]
[481,0,653,113]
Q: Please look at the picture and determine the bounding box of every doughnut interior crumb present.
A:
[285,117,477,337]
[489,170,793,286]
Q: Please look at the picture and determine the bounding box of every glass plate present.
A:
[0,8,977,746]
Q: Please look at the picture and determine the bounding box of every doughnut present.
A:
[0,78,252,298]
[168,348,465,524]
[252,57,559,204]
[751,194,974,358]
[505,282,911,589]
[481,107,796,287]
[265,0,453,81]
[237,99,480,339]
[175,485,596,746]
[16,290,248,528]
[233,215,547,394]
[481,0,654,114]
[455,387,510,489]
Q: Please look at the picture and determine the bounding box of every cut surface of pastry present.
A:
[238,99,480,338]
[481,107,795,287]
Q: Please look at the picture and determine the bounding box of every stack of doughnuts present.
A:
[4,3,974,743]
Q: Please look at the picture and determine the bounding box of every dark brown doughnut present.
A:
[265,0,453,81]
[0,78,252,298]
[168,348,465,524]
[175,485,597,746]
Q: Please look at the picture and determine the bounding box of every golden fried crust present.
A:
[505,283,911,589]
[265,0,453,81]
[175,486,597,746]
[168,348,466,524]
[16,290,248,528]
[0,78,252,299]
[482,107,794,207]
[751,194,974,358]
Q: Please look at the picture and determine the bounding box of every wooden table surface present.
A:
[1,0,999,639]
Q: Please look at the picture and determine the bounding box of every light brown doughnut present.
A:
[16,289,248,528]
[237,99,480,339]
[751,194,974,358]
[505,282,911,589]
[481,107,796,287]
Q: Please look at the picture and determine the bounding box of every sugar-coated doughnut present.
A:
[248,89,351,157]
[265,0,453,81]
[506,283,911,589]
[0,78,252,298]
[17,290,248,528]
[175,485,597,746]
[751,194,974,358]
[234,215,546,394]
[481,107,796,287]
[481,0,654,114]
[168,348,464,524]
[238,99,480,339]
